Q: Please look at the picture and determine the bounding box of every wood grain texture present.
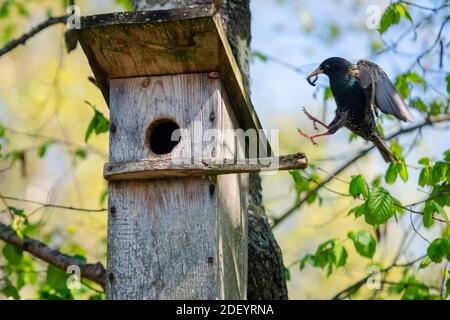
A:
[103,153,307,181]
[107,73,247,299]
[77,5,263,142]
[216,85,247,299]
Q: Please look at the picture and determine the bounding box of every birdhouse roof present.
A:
[77,4,265,139]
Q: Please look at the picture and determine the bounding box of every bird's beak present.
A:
[307,67,323,86]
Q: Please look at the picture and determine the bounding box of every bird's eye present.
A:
[324,65,330,69]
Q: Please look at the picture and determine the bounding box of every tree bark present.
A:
[132,0,288,299]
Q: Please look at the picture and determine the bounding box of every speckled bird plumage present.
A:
[301,57,414,163]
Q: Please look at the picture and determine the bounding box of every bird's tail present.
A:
[372,137,396,163]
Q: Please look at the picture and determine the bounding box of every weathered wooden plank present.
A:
[216,79,248,299]
[103,153,308,181]
[76,5,265,149]
[108,179,218,299]
[107,73,247,299]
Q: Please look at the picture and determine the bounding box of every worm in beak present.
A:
[306,67,323,86]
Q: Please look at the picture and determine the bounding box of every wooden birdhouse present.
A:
[77,5,307,300]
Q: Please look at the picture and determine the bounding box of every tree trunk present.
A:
[132,0,288,300]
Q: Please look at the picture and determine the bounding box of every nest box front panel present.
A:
[109,73,223,162]
[107,72,247,299]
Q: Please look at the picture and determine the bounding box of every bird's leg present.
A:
[297,114,343,146]
[302,107,329,131]
[297,128,333,146]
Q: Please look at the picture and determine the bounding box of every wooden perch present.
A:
[104,152,307,181]
[0,222,106,288]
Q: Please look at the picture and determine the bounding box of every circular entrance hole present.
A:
[147,119,181,155]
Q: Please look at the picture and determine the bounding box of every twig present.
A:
[3,125,107,159]
[409,211,430,243]
[0,15,68,58]
[332,255,426,299]
[0,222,106,288]
[399,1,448,12]
[0,195,106,213]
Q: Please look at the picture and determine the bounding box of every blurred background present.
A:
[0,0,448,299]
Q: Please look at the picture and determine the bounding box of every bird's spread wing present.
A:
[356,59,414,122]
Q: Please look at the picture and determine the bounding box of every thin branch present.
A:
[0,222,106,288]
[0,195,106,213]
[381,280,440,291]
[332,255,426,300]
[272,114,450,228]
[409,211,430,243]
[0,15,68,58]
[3,125,107,159]
[398,1,448,12]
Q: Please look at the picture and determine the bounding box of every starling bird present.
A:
[300,57,414,162]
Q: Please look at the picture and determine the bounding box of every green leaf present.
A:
[385,163,398,185]
[392,196,404,216]
[324,87,333,101]
[0,1,12,19]
[2,244,23,266]
[411,98,428,113]
[46,265,69,289]
[419,256,432,269]
[251,50,268,62]
[423,201,435,228]
[371,175,382,188]
[378,5,398,34]
[446,278,450,298]
[419,168,430,187]
[365,187,395,225]
[289,170,310,200]
[446,74,450,95]
[348,230,376,258]
[430,101,444,115]
[406,72,425,87]
[300,239,347,276]
[395,73,425,99]
[8,206,25,217]
[427,236,450,263]
[418,157,431,166]
[114,0,133,10]
[444,150,450,162]
[283,267,291,281]
[393,3,412,22]
[0,283,20,300]
[38,144,47,158]
[99,189,108,206]
[433,202,448,223]
[390,140,403,159]
[431,162,447,184]
[299,254,314,270]
[306,190,318,204]
[395,76,409,98]
[332,244,348,268]
[348,132,358,142]
[348,202,366,218]
[349,175,370,199]
[74,148,87,160]
[84,103,109,143]
[15,2,29,17]
[398,161,408,182]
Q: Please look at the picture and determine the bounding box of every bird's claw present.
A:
[297,128,318,146]
[302,107,327,131]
